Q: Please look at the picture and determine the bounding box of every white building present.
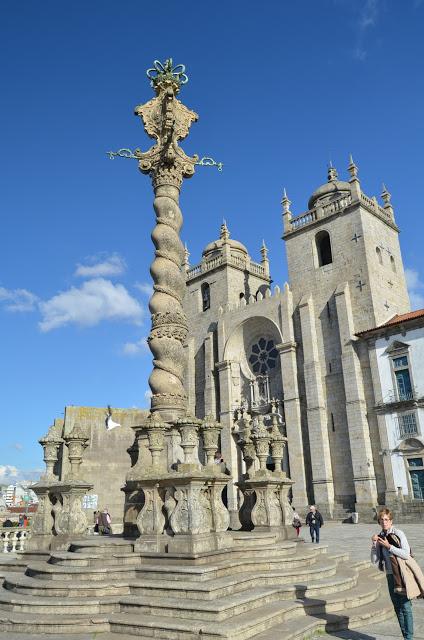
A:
[358,309,424,501]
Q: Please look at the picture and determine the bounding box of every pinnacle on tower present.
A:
[381,183,392,204]
[260,239,268,259]
[220,219,230,242]
[327,163,338,182]
[348,154,359,180]
[281,188,292,212]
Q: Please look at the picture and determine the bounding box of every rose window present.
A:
[248,338,278,374]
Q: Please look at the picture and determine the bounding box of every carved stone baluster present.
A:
[176,415,202,471]
[64,424,89,480]
[252,416,270,475]
[200,415,222,467]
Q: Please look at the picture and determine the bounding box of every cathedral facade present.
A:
[183,159,411,521]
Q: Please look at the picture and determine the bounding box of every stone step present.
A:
[25,561,137,581]
[0,589,119,615]
[48,550,143,567]
[0,564,355,614]
[0,609,110,635]
[3,572,131,597]
[3,554,337,599]
[131,548,326,583]
[136,542,301,567]
[250,590,394,640]
[69,538,135,554]
[108,577,385,640]
[47,542,301,569]
[21,545,328,584]
[230,531,287,547]
[118,564,351,622]
[127,564,358,603]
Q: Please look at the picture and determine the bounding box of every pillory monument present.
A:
[0,60,396,639]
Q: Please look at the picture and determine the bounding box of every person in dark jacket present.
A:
[305,505,324,543]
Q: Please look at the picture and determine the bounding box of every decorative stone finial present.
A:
[381,183,391,204]
[348,154,359,179]
[281,188,291,213]
[328,164,338,182]
[220,220,230,243]
[260,239,268,258]
[146,59,188,96]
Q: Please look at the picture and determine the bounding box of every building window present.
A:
[396,413,419,439]
[390,255,396,273]
[376,247,383,265]
[248,338,278,374]
[392,354,413,400]
[201,283,210,311]
[407,458,424,500]
[316,231,333,267]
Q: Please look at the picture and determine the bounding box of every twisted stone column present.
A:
[134,60,198,422]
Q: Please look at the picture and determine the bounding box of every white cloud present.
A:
[405,267,424,310]
[122,336,149,356]
[11,443,24,451]
[144,389,152,400]
[135,282,153,296]
[352,0,380,62]
[39,278,144,332]
[74,253,126,278]
[0,286,39,312]
[0,465,42,485]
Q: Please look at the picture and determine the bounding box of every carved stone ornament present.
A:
[200,414,222,465]
[133,60,199,421]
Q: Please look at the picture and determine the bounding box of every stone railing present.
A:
[186,253,268,282]
[1,528,30,553]
[249,260,266,277]
[289,209,317,231]
[359,193,392,223]
[321,194,352,216]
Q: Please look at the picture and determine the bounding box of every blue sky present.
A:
[1,0,424,483]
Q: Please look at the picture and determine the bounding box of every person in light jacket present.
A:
[371,508,421,640]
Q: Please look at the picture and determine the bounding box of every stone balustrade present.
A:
[1,528,29,553]
[186,254,268,282]
[286,190,394,235]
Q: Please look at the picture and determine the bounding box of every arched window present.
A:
[390,256,396,273]
[315,230,333,267]
[239,292,245,300]
[376,247,383,265]
[201,282,210,311]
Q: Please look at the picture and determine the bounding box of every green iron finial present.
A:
[146,58,188,94]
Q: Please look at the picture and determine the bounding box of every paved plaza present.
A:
[0,521,423,640]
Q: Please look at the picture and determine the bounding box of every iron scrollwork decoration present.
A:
[108,58,222,170]
[107,149,223,171]
[146,59,188,91]
[195,156,223,171]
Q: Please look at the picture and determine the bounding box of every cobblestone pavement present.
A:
[309,522,424,640]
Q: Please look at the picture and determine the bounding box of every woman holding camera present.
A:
[371,508,424,640]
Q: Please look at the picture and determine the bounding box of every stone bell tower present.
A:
[282,158,410,519]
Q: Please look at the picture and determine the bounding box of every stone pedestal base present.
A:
[27,479,93,551]
[237,472,294,533]
[166,531,233,554]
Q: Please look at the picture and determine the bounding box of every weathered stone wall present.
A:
[60,406,148,531]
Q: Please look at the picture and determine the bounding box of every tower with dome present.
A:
[183,157,411,521]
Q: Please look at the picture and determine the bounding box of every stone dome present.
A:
[308,166,351,210]
[202,222,248,258]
